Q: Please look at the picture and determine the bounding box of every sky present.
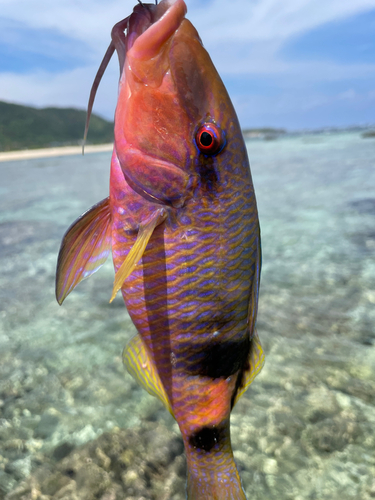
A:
[0,0,375,130]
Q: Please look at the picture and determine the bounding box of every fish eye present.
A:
[195,123,225,156]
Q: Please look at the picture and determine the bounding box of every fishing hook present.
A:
[138,0,158,6]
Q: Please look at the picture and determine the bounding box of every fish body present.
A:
[56,1,264,498]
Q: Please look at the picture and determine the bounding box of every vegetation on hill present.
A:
[242,127,287,135]
[0,101,114,151]
[242,127,286,140]
[362,130,375,138]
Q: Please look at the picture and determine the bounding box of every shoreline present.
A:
[0,143,113,163]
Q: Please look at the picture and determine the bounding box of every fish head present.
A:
[113,0,246,207]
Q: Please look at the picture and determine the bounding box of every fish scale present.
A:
[56,1,264,498]
[109,127,257,498]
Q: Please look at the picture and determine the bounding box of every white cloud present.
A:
[0,0,136,54]
[1,0,375,127]
[2,0,375,53]
[338,89,357,100]
[0,64,119,119]
[215,49,375,80]
[192,0,375,45]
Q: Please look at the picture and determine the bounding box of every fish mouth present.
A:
[111,0,191,207]
[126,0,187,61]
[83,0,187,145]
[110,0,187,87]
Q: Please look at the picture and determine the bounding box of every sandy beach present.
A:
[0,143,113,162]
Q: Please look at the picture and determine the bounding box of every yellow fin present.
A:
[110,208,167,302]
[233,330,265,407]
[123,334,174,417]
[231,226,264,405]
[247,227,261,335]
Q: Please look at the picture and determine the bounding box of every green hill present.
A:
[0,101,114,151]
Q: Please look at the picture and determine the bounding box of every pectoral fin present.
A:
[110,208,167,302]
[56,197,112,305]
[123,333,173,416]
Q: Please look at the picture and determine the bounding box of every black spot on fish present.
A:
[189,425,225,452]
[184,336,250,379]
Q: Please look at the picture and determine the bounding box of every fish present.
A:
[55,0,265,498]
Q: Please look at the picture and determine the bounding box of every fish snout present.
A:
[128,0,187,60]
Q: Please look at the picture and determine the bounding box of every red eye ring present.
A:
[195,123,225,156]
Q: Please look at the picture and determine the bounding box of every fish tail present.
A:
[183,422,247,500]
[186,460,247,500]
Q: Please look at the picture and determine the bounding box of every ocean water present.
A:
[0,132,374,499]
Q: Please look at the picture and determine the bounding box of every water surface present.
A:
[0,132,374,499]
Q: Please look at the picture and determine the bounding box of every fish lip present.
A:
[128,0,187,60]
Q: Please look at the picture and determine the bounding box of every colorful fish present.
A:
[56,0,264,498]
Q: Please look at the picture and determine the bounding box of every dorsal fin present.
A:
[247,227,261,334]
[232,229,264,406]
[56,197,112,304]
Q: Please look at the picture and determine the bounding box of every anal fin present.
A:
[123,334,173,417]
[233,330,265,407]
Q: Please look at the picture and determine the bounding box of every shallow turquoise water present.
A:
[0,132,374,498]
